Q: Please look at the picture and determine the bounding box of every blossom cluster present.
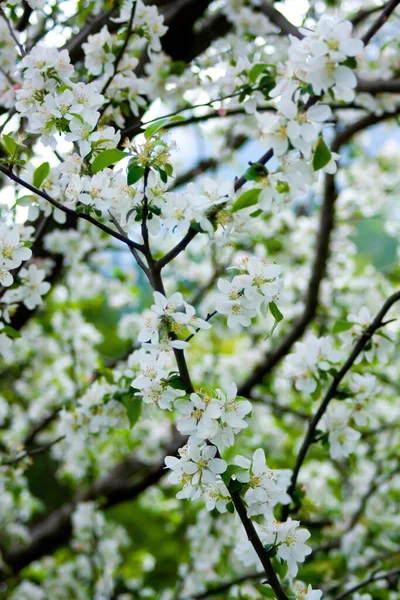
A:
[0,222,50,356]
[215,255,283,328]
[238,18,363,218]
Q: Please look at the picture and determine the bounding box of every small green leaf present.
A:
[144,115,185,139]
[255,584,276,598]
[69,112,85,123]
[276,181,290,194]
[229,479,243,493]
[1,325,22,339]
[33,162,50,188]
[311,378,322,401]
[164,163,173,177]
[91,149,129,174]
[333,320,354,334]
[167,374,186,390]
[221,464,242,486]
[250,208,263,218]
[226,501,235,514]
[312,137,332,171]
[249,63,269,83]
[266,301,283,338]
[127,164,145,185]
[342,56,357,69]
[334,386,351,400]
[231,188,261,213]
[272,557,287,578]
[123,396,142,427]
[16,195,35,206]
[157,168,168,184]
[244,163,268,181]
[2,134,18,156]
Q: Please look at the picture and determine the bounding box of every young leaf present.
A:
[244,163,268,181]
[221,464,242,486]
[332,320,354,334]
[1,325,22,339]
[144,115,185,139]
[342,56,357,69]
[266,301,283,338]
[16,195,35,206]
[2,134,18,156]
[91,149,129,174]
[231,188,261,213]
[249,63,268,83]
[312,137,332,171]
[122,396,142,427]
[311,378,322,401]
[127,164,145,185]
[33,162,50,188]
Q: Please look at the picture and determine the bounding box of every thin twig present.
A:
[100,0,138,100]
[334,568,400,600]
[0,166,144,252]
[2,436,65,466]
[0,7,25,56]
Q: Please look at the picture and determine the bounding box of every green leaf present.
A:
[144,115,185,139]
[342,56,357,69]
[226,501,235,514]
[33,162,50,188]
[313,137,332,171]
[272,557,287,578]
[276,180,290,194]
[2,134,17,156]
[334,386,351,400]
[157,168,168,184]
[244,163,268,181]
[1,325,22,339]
[122,396,142,427]
[250,208,263,218]
[231,188,261,213]
[333,320,354,334]
[221,464,242,486]
[266,301,283,338]
[255,584,276,598]
[16,195,35,206]
[249,63,268,83]
[127,164,145,185]
[164,163,173,177]
[229,479,243,493]
[91,149,129,174]
[69,112,85,123]
[167,374,186,390]
[311,378,322,401]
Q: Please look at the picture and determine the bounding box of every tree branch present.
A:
[281,289,400,520]
[0,166,144,252]
[361,0,400,44]
[238,106,400,398]
[334,568,400,600]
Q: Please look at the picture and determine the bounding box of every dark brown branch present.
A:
[0,166,144,252]
[281,289,400,520]
[361,0,400,44]
[351,2,391,27]
[259,2,303,39]
[100,0,137,99]
[238,106,400,399]
[0,432,186,577]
